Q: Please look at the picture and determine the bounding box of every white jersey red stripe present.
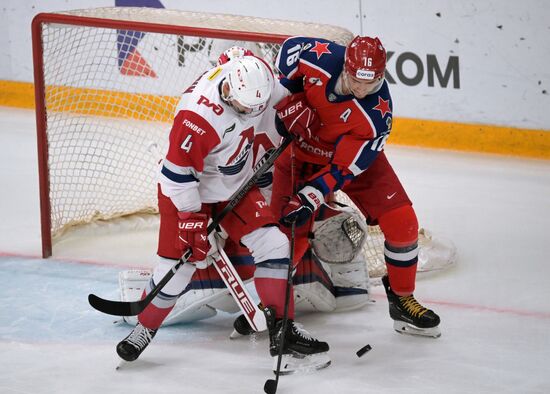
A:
[159,61,288,212]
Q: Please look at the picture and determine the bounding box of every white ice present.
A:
[1,106,549,394]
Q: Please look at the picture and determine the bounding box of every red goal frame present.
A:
[32,12,289,257]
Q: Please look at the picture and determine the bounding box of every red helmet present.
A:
[344,36,386,80]
[217,46,255,65]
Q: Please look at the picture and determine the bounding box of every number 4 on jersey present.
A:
[181,134,193,152]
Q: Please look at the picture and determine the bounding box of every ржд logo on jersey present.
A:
[197,95,224,115]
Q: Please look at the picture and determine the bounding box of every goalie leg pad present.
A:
[293,251,370,313]
[293,251,336,313]
[119,251,258,327]
[119,267,239,327]
[331,259,370,311]
[308,206,370,311]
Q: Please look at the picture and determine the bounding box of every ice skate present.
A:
[382,275,441,338]
[116,322,158,362]
[265,307,331,375]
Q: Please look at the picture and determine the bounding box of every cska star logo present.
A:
[373,97,391,118]
[309,41,332,59]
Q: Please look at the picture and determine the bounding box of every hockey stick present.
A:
[88,136,293,317]
[263,222,295,394]
[210,243,267,332]
[264,144,297,394]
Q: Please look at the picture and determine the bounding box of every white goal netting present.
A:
[34,7,456,276]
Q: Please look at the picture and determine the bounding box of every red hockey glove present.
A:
[274,93,321,140]
[177,212,210,262]
[280,185,325,227]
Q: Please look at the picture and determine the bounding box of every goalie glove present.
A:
[280,185,325,227]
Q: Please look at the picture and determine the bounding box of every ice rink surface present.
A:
[1,106,549,393]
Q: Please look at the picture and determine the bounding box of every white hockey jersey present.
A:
[159,61,288,212]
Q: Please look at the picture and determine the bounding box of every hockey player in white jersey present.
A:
[119,44,370,343]
[116,55,330,373]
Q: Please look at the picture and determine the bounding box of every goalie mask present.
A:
[221,56,273,118]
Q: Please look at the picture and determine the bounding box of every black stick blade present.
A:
[88,293,146,316]
[264,379,277,394]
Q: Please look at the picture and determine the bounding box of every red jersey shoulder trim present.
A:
[166,110,220,172]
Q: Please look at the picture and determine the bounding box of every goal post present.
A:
[32,7,455,277]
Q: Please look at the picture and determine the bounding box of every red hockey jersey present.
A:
[275,37,393,194]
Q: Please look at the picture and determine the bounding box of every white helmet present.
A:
[223,57,273,117]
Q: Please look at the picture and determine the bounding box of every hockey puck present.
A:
[356,344,372,358]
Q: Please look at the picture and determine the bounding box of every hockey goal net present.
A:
[32,7,456,277]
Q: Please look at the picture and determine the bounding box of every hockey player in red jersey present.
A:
[272,36,441,338]
[116,55,330,372]
[116,46,370,345]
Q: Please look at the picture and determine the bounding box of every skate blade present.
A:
[229,329,266,340]
[393,321,441,338]
[229,329,246,339]
[116,359,130,370]
[273,353,331,375]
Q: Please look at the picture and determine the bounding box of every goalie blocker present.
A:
[119,204,370,327]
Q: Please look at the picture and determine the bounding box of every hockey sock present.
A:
[137,289,178,329]
[254,259,295,320]
[378,205,419,295]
